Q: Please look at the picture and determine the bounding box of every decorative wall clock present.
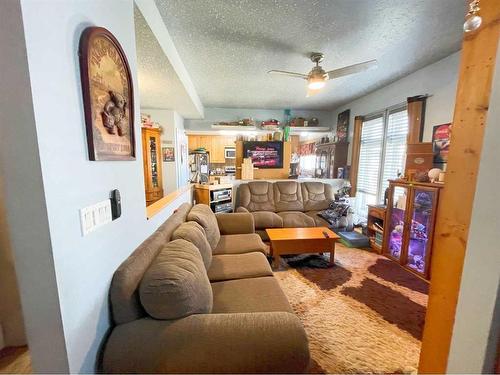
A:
[79,27,135,160]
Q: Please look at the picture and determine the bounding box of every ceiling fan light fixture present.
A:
[308,78,326,90]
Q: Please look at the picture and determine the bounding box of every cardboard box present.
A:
[405,142,433,179]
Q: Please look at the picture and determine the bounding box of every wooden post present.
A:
[419,1,500,373]
[349,116,363,196]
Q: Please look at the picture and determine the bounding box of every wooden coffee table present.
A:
[266,227,340,269]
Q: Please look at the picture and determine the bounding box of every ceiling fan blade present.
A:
[268,70,308,80]
[327,59,377,80]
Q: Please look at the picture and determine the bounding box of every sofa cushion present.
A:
[274,181,304,212]
[301,181,334,211]
[207,253,272,282]
[251,211,283,229]
[172,221,212,269]
[109,202,192,325]
[277,211,316,227]
[139,239,213,320]
[305,210,331,227]
[238,181,275,212]
[187,204,220,250]
[211,277,292,314]
[213,233,268,255]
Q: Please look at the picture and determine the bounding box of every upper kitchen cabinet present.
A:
[187,135,236,163]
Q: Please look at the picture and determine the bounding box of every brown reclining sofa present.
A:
[102,202,310,373]
[236,180,336,240]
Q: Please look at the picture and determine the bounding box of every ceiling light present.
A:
[308,78,326,90]
[464,0,482,32]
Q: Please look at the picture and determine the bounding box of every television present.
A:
[243,141,283,169]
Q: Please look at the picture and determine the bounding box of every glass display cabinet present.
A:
[141,127,163,206]
[382,180,443,279]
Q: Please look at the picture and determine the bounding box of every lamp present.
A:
[464,0,481,33]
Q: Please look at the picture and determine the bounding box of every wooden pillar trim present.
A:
[407,95,427,143]
[349,116,363,196]
[419,1,500,373]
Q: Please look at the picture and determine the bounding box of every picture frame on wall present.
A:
[79,27,135,161]
[336,109,350,142]
[162,147,175,162]
[432,123,452,164]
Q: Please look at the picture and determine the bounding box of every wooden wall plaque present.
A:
[79,27,135,160]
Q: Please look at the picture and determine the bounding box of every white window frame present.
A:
[356,103,408,211]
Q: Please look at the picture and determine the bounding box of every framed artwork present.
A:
[162,147,175,162]
[336,109,350,142]
[432,123,452,164]
[79,27,135,160]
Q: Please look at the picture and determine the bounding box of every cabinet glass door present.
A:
[405,188,436,275]
[386,186,408,260]
[149,136,159,188]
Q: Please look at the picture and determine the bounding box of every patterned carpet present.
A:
[274,244,428,374]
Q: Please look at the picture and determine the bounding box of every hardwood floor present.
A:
[0,346,32,374]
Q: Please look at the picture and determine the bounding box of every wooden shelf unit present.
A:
[367,204,386,253]
[193,183,234,213]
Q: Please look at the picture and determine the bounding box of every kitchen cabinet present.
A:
[382,180,443,279]
[187,135,236,163]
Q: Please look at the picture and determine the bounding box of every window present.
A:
[353,106,408,217]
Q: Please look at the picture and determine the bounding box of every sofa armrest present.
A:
[103,312,310,374]
[216,212,255,234]
[235,206,249,213]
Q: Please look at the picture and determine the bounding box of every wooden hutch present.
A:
[141,127,163,206]
[315,141,349,178]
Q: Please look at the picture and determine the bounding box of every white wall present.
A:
[446,41,500,374]
[2,0,191,372]
[0,1,68,372]
[185,107,335,131]
[332,52,460,158]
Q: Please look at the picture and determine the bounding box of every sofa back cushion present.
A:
[172,221,212,269]
[139,239,213,320]
[301,182,334,211]
[187,204,220,250]
[274,181,304,212]
[238,181,275,212]
[109,202,192,325]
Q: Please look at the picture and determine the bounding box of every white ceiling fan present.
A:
[268,52,377,97]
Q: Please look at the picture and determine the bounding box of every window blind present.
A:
[353,106,409,218]
[356,116,384,196]
[381,109,408,194]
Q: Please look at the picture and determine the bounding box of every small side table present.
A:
[367,205,386,253]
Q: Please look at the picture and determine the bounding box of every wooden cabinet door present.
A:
[188,135,201,151]
[212,136,225,163]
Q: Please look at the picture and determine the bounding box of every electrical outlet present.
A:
[80,199,112,236]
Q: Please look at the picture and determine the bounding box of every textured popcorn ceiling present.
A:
[153,0,465,110]
[134,6,201,118]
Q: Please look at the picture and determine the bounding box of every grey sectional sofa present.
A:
[236,180,337,240]
[102,203,310,373]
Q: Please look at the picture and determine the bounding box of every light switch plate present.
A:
[80,199,112,236]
